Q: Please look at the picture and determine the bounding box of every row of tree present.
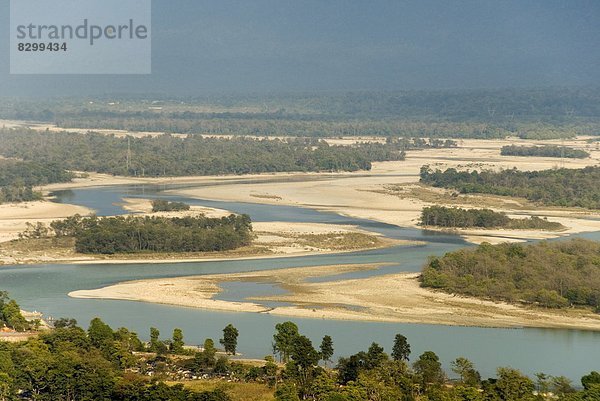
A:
[0,159,73,204]
[500,145,590,159]
[5,87,600,138]
[0,129,409,177]
[420,206,564,230]
[2,298,600,401]
[0,313,239,401]
[421,238,600,309]
[420,165,600,209]
[47,214,253,254]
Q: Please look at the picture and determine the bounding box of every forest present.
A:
[47,214,253,254]
[420,206,564,230]
[500,145,590,159]
[0,159,73,204]
[421,238,600,310]
[3,87,600,139]
[420,165,600,209]
[1,299,599,401]
[0,129,409,176]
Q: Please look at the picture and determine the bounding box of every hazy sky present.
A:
[1,0,599,96]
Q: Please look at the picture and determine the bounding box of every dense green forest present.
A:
[500,145,590,159]
[3,87,600,139]
[47,214,252,254]
[0,129,409,176]
[420,206,564,230]
[421,239,600,310]
[1,304,599,401]
[420,165,600,209]
[0,159,73,204]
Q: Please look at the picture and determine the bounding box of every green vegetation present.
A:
[47,214,252,254]
[152,199,191,212]
[421,239,600,309]
[500,145,590,159]
[0,159,73,204]
[220,324,239,356]
[0,292,32,332]
[0,129,409,176]
[0,313,238,400]
[2,297,600,401]
[420,206,564,230]
[4,87,600,139]
[420,165,600,209]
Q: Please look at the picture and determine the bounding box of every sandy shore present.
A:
[0,218,403,265]
[0,201,92,243]
[69,263,600,331]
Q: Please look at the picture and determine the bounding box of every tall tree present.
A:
[273,321,299,362]
[170,328,184,354]
[319,335,334,366]
[451,357,481,387]
[413,351,444,390]
[149,327,161,353]
[87,317,114,349]
[220,324,239,355]
[391,333,411,362]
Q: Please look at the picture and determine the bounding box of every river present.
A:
[1,184,598,381]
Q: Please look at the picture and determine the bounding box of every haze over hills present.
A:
[1,0,600,96]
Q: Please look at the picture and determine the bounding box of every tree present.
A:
[87,318,114,349]
[451,357,481,387]
[492,367,535,401]
[1,300,29,332]
[582,371,600,390]
[192,338,217,372]
[413,351,444,390]
[391,334,411,362]
[319,335,334,366]
[551,376,576,397]
[273,321,299,362]
[365,342,387,369]
[220,324,239,355]
[170,328,185,354]
[149,327,162,353]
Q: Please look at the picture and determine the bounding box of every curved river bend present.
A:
[1,184,599,380]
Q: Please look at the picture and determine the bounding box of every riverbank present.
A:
[0,201,92,243]
[0,220,404,265]
[69,263,600,331]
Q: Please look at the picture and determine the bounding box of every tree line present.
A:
[420,206,564,230]
[420,165,600,209]
[2,305,599,401]
[421,238,600,309]
[0,129,410,176]
[45,214,253,255]
[500,145,590,159]
[0,159,73,204]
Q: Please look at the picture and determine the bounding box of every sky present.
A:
[1,0,599,96]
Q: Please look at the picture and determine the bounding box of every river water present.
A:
[1,184,598,381]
